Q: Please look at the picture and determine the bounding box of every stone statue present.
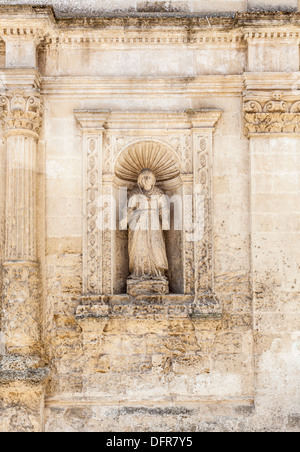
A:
[121,169,170,295]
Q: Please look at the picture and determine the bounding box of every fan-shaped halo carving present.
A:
[115,141,180,182]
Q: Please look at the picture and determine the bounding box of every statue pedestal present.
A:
[127,278,169,296]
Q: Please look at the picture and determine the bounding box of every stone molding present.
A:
[76,110,221,131]
[42,31,245,49]
[244,30,300,43]
[74,109,109,132]
[42,75,244,99]
[0,27,45,42]
[75,294,222,321]
[40,27,300,50]
[244,91,300,136]
[1,7,300,53]
[0,68,42,91]
[243,72,300,91]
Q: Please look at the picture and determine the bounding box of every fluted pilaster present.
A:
[0,89,43,355]
[5,134,37,261]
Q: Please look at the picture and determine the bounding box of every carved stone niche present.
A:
[74,110,222,330]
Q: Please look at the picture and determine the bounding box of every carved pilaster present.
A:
[0,91,42,262]
[182,179,195,295]
[0,12,48,430]
[188,111,220,295]
[0,87,45,359]
[188,110,223,317]
[74,110,110,295]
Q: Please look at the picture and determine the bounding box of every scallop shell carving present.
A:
[115,141,180,182]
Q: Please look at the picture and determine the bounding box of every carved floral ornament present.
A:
[0,91,43,134]
[244,91,300,135]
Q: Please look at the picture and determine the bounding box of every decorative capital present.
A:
[0,90,43,135]
[243,91,300,136]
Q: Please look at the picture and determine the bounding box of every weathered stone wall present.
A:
[0,4,299,432]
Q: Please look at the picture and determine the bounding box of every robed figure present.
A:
[121,169,170,281]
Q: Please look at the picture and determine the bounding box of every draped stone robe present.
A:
[126,185,169,280]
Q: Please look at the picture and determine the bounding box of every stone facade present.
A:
[0,2,299,432]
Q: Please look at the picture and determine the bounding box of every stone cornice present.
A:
[75,109,223,131]
[41,30,245,48]
[1,7,300,50]
[0,6,300,25]
[75,109,110,132]
[0,68,42,91]
[244,30,300,44]
[187,109,222,129]
[0,6,53,42]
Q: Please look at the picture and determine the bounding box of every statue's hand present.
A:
[120,218,128,230]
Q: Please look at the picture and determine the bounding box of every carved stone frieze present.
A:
[244,91,300,135]
[193,134,214,295]
[75,294,222,320]
[0,90,43,135]
[1,263,41,355]
[85,136,102,294]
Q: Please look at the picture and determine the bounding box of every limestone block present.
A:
[248,0,298,11]
[0,384,46,432]
[4,37,38,68]
[248,43,299,72]
[192,1,247,12]
[194,49,247,75]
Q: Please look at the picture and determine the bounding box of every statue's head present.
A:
[138,169,156,192]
